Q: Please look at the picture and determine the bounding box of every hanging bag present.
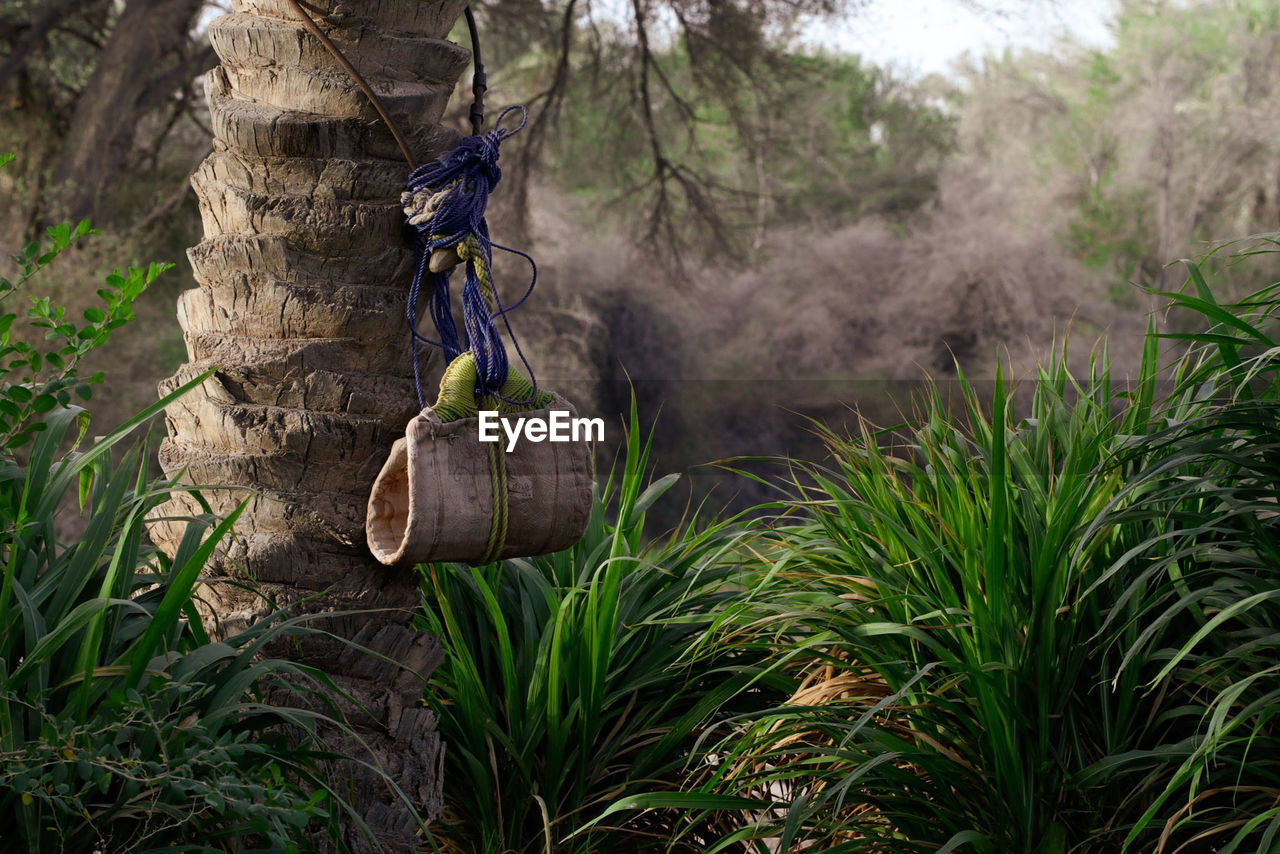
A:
[365,106,594,566]
[278,1,593,566]
[366,353,592,565]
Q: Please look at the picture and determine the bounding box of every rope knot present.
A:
[403,104,540,409]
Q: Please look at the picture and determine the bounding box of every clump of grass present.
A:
[1074,246,1280,852]
[0,337,337,851]
[630,237,1280,853]
[418,402,788,853]
[683,340,1160,852]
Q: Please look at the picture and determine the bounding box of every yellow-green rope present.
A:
[433,350,553,424]
[432,349,552,564]
[479,440,508,564]
[455,236,495,308]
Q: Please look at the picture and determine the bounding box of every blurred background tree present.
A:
[3,0,1278,514]
[0,0,215,232]
[951,0,1280,302]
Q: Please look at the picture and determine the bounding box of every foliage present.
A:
[1064,184,1152,300]
[0,422,332,852]
[663,341,1161,852]
[506,30,953,254]
[418,402,786,853]
[1076,241,1280,851]
[462,0,962,257]
[597,235,1280,853]
[950,0,1280,301]
[0,212,167,450]
[0,169,378,852]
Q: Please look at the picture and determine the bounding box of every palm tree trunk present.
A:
[149,0,471,848]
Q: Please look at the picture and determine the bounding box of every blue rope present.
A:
[404,105,540,409]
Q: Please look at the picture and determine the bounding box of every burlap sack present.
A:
[366,394,593,565]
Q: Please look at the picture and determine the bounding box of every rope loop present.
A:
[492,104,529,139]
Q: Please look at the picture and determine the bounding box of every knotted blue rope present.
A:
[403,105,540,409]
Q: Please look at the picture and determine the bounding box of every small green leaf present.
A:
[8,385,32,403]
[78,468,92,509]
[83,307,106,324]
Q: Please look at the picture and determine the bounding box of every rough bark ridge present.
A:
[149,1,471,848]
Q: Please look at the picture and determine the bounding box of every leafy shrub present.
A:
[672,343,1162,852]
[0,184,159,452]
[0,405,338,852]
[0,168,373,852]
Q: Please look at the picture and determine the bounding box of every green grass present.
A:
[670,340,1161,852]
[418,402,789,853]
[0,198,410,852]
[0,375,348,851]
[589,237,1280,853]
[1074,250,1280,852]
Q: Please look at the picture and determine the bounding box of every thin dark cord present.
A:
[464,6,487,135]
[282,0,417,167]
[283,2,488,156]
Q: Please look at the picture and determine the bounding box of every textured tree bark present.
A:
[148,1,471,849]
